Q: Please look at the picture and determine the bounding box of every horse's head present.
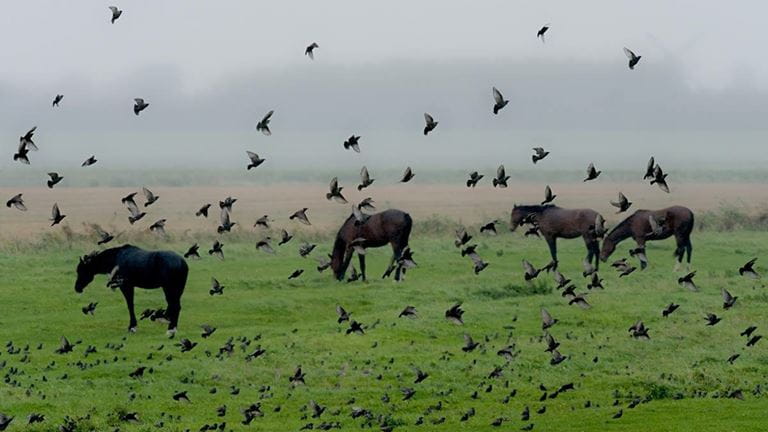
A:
[74,252,98,293]
[599,236,616,262]
[509,205,527,232]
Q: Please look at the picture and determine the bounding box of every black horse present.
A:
[75,244,189,335]
[331,209,412,281]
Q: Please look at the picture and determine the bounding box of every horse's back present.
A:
[543,207,600,237]
[117,245,188,288]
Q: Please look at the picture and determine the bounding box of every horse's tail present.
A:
[401,212,413,245]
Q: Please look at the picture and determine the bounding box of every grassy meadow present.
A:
[2,227,768,431]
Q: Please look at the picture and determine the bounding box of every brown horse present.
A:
[510,204,604,270]
[331,209,412,281]
[600,206,694,270]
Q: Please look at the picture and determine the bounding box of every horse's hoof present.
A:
[166,328,177,338]
[128,327,137,333]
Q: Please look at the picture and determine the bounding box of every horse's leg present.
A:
[358,254,367,281]
[634,237,648,270]
[120,285,137,333]
[162,287,181,337]
[685,238,693,270]
[544,235,558,269]
[583,236,595,269]
[673,234,686,272]
[392,245,405,282]
[590,240,600,271]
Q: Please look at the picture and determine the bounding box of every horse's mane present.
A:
[606,213,636,239]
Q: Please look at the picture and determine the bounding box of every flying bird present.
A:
[217,208,236,233]
[123,194,146,224]
[643,156,655,180]
[343,135,361,153]
[423,113,438,135]
[305,42,319,59]
[662,302,680,317]
[92,225,114,245]
[493,165,510,188]
[246,151,266,169]
[326,177,348,203]
[610,192,632,213]
[466,171,484,188]
[109,6,122,23]
[133,98,149,115]
[583,163,601,182]
[722,288,738,309]
[52,94,64,107]
[541,308,558,330]
[50,203,66,226]
[184,243,200,259]
[651,164,670,193]
[480,221,498,235]
[542,185,556,204]
[705,313,722,326]
[256,237,275,254]
[149,219,167,235]
[358,166,375,190]
[209,278,224,295]
[47,172,63,188]
[6,193,27,211]
[142,187,159,207]
[532,147,549,164]
[445,303,465,325]
[492,87,509,115]
[739,258,759,279]
[196,204,211,217]
[290,208,311,225]
[81,155,97,167]
[256,110,274,135]
[537,24,550,42]
[209,240,224,259]
[623,47,642,70]
[400,167,415,183]
[678,271,697,291]
[254,215,270,229]
[279,229,293,245]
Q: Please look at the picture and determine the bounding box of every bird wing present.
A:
[646,157,655,172]
[134,98,144,105]
[109,6,119,13]
[329,176,339,191]
[623,47,636,59]
[522,260,535,274]
[125,199,140,216]
[424,113,434,124]
[360,166,370,183]
[541,308,553,324]
[497,164,505,178]
[336,305,347,318]
[587,162,595,175]
[492,87,504,104]
[262,110,274,122]
[142,187,154,201]
[220,208,231,225]
[51,203,60,218]
[246,151,260,163]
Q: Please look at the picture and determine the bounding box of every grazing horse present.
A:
[510,204,604,270]
[600,206,694,270]
[331,209,412,281]
[74,244,189,335]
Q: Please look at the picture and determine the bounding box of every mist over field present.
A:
[1,1,767,174]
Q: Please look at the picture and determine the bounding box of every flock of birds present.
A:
[0,6,765,432]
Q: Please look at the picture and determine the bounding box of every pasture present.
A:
[2,224,768,431]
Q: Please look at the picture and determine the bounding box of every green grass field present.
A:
[2,231,768,431]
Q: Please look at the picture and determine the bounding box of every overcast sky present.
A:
[1,1,767,172]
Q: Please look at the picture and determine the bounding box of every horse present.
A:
[331,209,412,281]
[74,244,189,335]
[600,206,694,270]
[510,204,605,270]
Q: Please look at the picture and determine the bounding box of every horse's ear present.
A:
[513,203,518,209]
[79,256,84,264]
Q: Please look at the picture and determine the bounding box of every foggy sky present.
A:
[1,1,767,173]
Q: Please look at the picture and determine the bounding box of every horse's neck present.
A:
[608,222,633,244]
[521,205,546,217]
[93,248,121,273]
